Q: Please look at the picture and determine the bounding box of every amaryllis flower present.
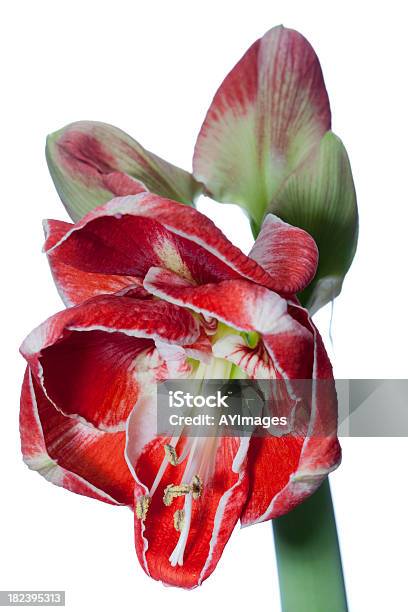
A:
[20,193,340,588]
[46,25,357,314]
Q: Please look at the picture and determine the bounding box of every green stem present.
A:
[272,478,348,612]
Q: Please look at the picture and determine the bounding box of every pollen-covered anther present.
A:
[163,483,192,506]
[173,509,185,532]
[135,494,151,520]
[191,474,203,500]
[164,444,179,466]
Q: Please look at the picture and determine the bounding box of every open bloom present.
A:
[46,25,357,313]
[20,193,340,587]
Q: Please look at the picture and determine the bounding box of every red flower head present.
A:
[20,193,340,588]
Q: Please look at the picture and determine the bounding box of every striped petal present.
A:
[210,296,314,382]
[20,296,200,431]
[43,219,149,306]
[144,267,295,334]
[44,194,290,303]
[249,214,318,294]
[212,334,276,379]
[20,368,134,505]
[193,26,331,230]
[241,304,341,525]
[46,121,201,221]
[126,400,249,588]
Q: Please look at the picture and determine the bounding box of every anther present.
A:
[135,494,151,520]
[163,483,192,506]
[164,444,179,466]
[191,475,203,500]
[173,509,185,532]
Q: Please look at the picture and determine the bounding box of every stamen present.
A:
[169,494,193,567]
[135,494,150,520]
[173,509,185,532]
[149,435,184,498]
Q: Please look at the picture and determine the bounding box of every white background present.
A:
[1,1,407,610]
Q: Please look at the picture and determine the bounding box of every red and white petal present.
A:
[101,193,272,285]
[46,120,200,222]
[155,331,213,372]
[21,295,200,362]
[45,193,288,292]
[249,214,318,294]
[20,296,200,431]
[44,218,147,306]
[193,26,331,228]
[144,267,298,334]
[212,334,275,379]
[43,219,73,249]
[262,328,313,381]
[127,413,249,588]
[20,367,134,505]
[154,341,194,378]
[241,306,340,526]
